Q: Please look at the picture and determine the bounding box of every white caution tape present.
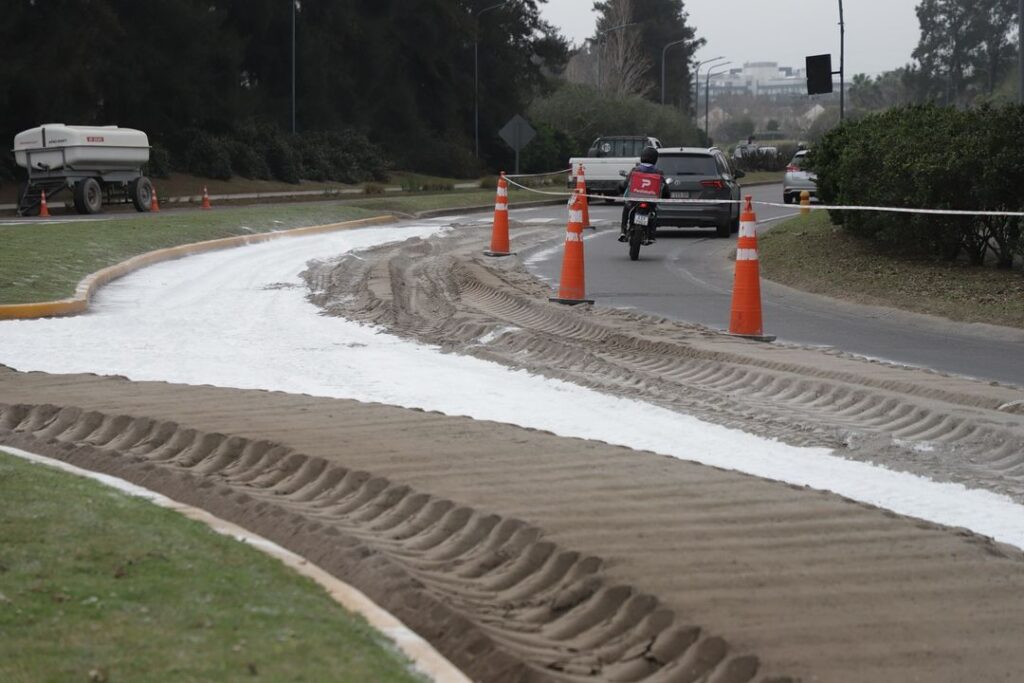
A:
[505,168,573,179]
[502,176,1024,218]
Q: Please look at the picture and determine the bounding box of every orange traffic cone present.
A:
[575,163,593,230]
[38,188,51,218]
[150,187,160,212]
[549,191,594,305]
[728,196,775,342]
[484,172,511,257]
[200,186,212,210]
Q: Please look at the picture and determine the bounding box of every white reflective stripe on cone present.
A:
[495,204,508,212]
[569,211,583,223]
[565,232,583,242]
[739,221,757,238]
[497,187,508,197]
[736,248,759,261]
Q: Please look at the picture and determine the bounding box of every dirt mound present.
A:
[0,402,769,683]
[303,225,1024,503]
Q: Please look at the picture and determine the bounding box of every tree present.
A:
[910,0,1020,105]
[592,0,703,109]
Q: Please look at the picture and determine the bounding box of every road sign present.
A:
[499,114,536,174]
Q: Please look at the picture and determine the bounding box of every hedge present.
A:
[811,104,1024,268]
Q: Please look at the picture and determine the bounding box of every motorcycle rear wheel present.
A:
[629,227,642,261]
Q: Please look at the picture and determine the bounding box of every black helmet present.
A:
[640,146,659,165]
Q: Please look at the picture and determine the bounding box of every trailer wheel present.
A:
[73,178,103,214]
[130,176,153,212]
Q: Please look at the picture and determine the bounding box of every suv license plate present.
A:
[634,213,649,226]
[671,191,691,199]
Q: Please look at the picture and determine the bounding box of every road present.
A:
[518,183,1024,386]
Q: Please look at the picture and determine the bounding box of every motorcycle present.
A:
[620,173,674,261]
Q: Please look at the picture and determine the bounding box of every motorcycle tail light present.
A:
[639,202,649,208]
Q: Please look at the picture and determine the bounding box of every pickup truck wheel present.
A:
[73,178,103,215]
[130,176,153,212]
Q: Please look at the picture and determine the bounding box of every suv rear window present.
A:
[659,154,719,176]
[790,153,807,169]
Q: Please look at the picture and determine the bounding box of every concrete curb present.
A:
[0,215,395,321]
[1,446,471,683]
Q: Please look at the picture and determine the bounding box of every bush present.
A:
[266,136,302,184]
[146,144,172,179]
[227,140,271,180]
[363,182,386,195]
[529,83,702,158]
[734,143,799,174]
[810,104,1024,267]
[183,130,233,180]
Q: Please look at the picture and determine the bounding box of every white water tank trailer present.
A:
[13,124,153,216]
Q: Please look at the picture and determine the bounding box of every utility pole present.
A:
[291,0,296,134]
[838,0,846,121]
[1019,0,1023,103]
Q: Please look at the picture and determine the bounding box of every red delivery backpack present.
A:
[627,171,663,199]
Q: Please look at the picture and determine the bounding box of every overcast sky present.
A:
[539,0,921,76]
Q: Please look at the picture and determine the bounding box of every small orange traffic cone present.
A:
[484,172,511,257]
[38,188,51,218]
[200,186,212,210]
[575,163,593,230]
[549,191,594,306]
[728,196,775,341]
[150,187,161,212]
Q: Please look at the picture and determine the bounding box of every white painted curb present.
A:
[1,446,472,683]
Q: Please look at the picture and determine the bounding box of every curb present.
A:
[1,446,471,683]
[0,215,395,321]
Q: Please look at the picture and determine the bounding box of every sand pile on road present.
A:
[304,223,1024,504]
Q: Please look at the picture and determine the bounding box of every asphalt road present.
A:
[518,183,1024,387]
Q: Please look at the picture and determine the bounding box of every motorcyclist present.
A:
[619,146,669,245]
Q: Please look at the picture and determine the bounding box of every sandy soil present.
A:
[3,222,1024,682]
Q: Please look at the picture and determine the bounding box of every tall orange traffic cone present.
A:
[575,163,593,230]
[549,191,594,306]
[150,186,161,212]
[38,188,51,218]
[200,186,212,210]
[484,172,511,257]
[728,196,775,342]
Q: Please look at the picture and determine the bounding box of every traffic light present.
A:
[806,54,834,95]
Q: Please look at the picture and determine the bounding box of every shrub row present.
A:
[733,143,799,173]
[811,104,1024,268]
[154,121,391,185]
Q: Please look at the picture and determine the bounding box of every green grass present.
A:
[738,171,785,185]
[760,212,1024,329]
[346,187,543,214]
[0,451,426,683]
[0,204,380,305]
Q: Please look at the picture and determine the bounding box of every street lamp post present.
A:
[595,21,638,91]
[474,1,508,159]
[291,0,296,134]
[661,38,689,105]
[693,56,726,122]
[705,63,732,140]
[1018,0,1023,103]
[838,0,846,120]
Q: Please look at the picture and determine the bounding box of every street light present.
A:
[474,0,509,158]
[1018,0,1023,103]
[838,0,846,120]
[291,0,297,134]
[661,38,689,105]
[693,56,726,122]
[595,21,639,91]
[705,62,732,140]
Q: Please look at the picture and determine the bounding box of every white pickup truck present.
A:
[569,136,662,198]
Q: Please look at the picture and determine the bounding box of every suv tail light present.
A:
[786,164,799,173]
[700,179,725,190]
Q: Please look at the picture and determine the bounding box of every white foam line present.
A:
[0,446,472,683]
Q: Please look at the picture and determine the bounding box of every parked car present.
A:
[783,150,817,204]
[569,136,662,198]
[655,147,744,238]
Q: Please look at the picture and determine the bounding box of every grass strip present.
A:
[759,212,1024,329]
[0,450,426,683]
[0,204,380,305]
